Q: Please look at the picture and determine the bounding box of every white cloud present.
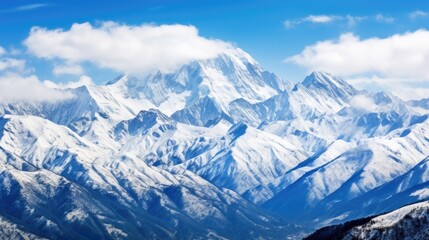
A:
[24,22,232,74]
[1,3,53,13]
[8,47,22,56]
[283,20,295,29]
[284,15,339,28]
[346,15,367,26]
[0,58,26,71]
[0,73,74,103]
[44,75,94,89]
[350,94,378,112]
[15,3,51,11]
[284,14,394,29]
[347,75,429,101]
[410,10,428,19]
[53,63,84,75]
[304,15,337,23]
[0,45,27,73]
[392,86,429,100]
[375,14,395,23]
[286,30,429,80]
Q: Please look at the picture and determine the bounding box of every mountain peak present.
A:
[302,71,346,88]
[105,73,127,85]
[115,108,174,137]
[100,47,289,116]
[301,71,359,102]
[130,108,172,130]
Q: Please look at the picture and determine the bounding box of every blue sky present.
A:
[1,0,429,99]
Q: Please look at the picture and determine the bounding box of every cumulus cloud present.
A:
[0,46,5,55]
[350,94,378,112]
[0,73,73,103]
[286,29,429,80]
[53,63,84,75]
[24,22,232,74]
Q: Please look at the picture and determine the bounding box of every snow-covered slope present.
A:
[305,201,429,240]
[0,215,46,240]
[107,48,289,117]
[0,114,303,239]
[114,110,308,204]
[345,201,429,240]
[2,45,429,238]
[262,97,429,225]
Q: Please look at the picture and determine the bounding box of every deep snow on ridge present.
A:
[1,46,429,239]
[305,201,429,240]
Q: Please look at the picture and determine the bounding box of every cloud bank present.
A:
[286,29,429,80]
[0,74,73,103]
[24,22,232,74]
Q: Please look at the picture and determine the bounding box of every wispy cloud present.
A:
[410,10,428,19]
[283,20,295,29]
[1,3,53,13]
[53,63,84,76]
[147,5,165,11]
[284,15,339,28]
[0,58,26,72]
[375,14,395,23]
[284,14,394,29]
[345,15,367,26]
[0,45,26,72]
[304,15,338,23]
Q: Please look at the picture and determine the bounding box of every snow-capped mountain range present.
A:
[1,47,429,239]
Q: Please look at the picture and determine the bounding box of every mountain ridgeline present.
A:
[1,47,429,239]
